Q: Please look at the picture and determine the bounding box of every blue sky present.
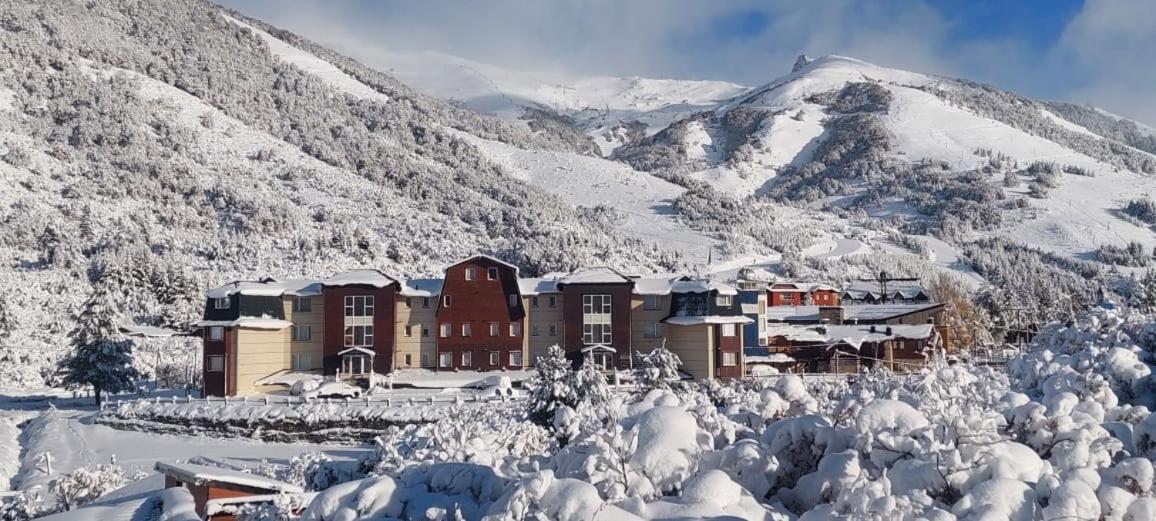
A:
[220,0,1156,125]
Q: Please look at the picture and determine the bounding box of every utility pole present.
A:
[877,271,890,305]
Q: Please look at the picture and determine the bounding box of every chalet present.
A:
[768,282,840,307]
[759,323,940,373]
[842,278,929,305]
[435,255,527,371]
[156,461,304,520]
[556,267,635,369]
[661,278,751,379]
[196,278,320,397]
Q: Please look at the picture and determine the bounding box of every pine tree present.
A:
[1002,169,1018,188]
[526,345,574,425]
[1136,270,1156,312]
[0,298,14,342]
[60,282,140,406]
[634,344,683,391]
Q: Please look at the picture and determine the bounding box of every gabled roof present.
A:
[519,277,561,295]
[338,346,376,357]
[769,282,838,293]
[322,269,398,288]
[155,462,304,494]
[670,279,738,296]
[581,343,617,353]
[558,267,632,285]
[843,279,927,299]
[445,254,520,276]
[194,318,292,330]
[399,278,443,297]
[206,279,322,299]
[632,275,682,296]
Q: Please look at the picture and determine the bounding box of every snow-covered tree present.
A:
[526,345,576,425]
[49,464,127,511]
[59,282,140,406]
[1132,270,1156,311]
[634,345,683,392]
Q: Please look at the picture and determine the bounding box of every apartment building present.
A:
[197,257,946,395]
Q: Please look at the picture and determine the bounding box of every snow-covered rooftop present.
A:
[558,267,632,285]
[322,269,397,288]
[338,346,375,357]
[765,303,942,322]
[399,278,443,297]
[119,324,189,338]
[769,282,838,293]
[518,277,560,295]
[663,315,754,326]
[766,324,935,349]
[631,275,682,295]
[446,254,520,275]
[843,279,927,299]
[671,279,738,296]
[155,461,305,493]
[206,278,322,299]
[195,318,293,330]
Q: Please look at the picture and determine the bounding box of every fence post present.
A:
[264,396,270,406]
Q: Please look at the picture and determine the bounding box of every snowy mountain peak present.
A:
[791,54,812,73]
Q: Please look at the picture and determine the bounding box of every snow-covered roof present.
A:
[446,254,520,275]
[399,278,443,297]
[206,278,322,299]
[154,462,304,493]
[119,324,188,338]
[322,269,397,288]
[581,343,617,353]
[765,303,943,322]
[766,324,935,349]
[205,493,318,517]
[558,267,632,285]
[632,275,681,295]
[746,352,796,363]
[735,266,777,283]
[670,279,738,296]
[663,315,754,326]
[195,318,292,330]
[338,347,376,357]
[519,277,560,295]
[769,282,838,293]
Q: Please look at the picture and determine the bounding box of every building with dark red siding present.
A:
[435,255,526,371]
[320,269,399,377]
[556,267,635,368]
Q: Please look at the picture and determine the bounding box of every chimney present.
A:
[886,326,893,336]
[869,325,876,333]
[819,306,845,325]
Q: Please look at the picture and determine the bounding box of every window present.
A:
[422,297,431,308]
[208,326,224,341]
[510,323,522,337]
[343,325,373,347]
[440,323,451,338]
[722,323,736,337]
[508,294,518,307]
[292,353,312,370]
[213,297,230,309]
[342,355,369,375]
[439,352,452,368]
[404,354,413,367]
[490,323,499,336]
[582,294,612,345]
[548,295,557,308]
[344,295,374,317]
[422,353,432,367]
[443,295,452,307]
[722,352,737,366]
[465,267,476,281]
[489,352,500,366]
[462,323,472,337]
[531,324,541,337]
[405,297,413,308]
[421,326,430,338]
[716,295,733,307]
[509,351,523,366]
[488,268,498,280]
[530,296,539,308]
[462,352,472,367]
[548,323,558,337]
[643,295,663,310]
[404,325,413,337]
[643,321,662,338]
[292,325,312,341]
[292,297,312,313]
[208,355,224,372]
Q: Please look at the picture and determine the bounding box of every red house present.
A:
[321,269,399,377]
[768,282,839,307]
[435,255,526,371]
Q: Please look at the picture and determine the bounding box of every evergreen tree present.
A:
[634,345,683,391]
[1135,270,1156,312]
[60,282,140,406]
[0,298,14,342]
[526,345,575,425]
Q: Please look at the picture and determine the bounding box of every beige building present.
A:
[520,278,564,365]
[394,279,441,369]
[284,293,324,373]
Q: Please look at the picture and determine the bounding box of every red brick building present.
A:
[556,267,635,367]
[435,255,526,371]
[321,269,400,376]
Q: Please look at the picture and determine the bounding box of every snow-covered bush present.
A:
[48,463,129,511]
[634,347,683,392]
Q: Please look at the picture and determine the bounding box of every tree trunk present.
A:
[94,387,102,408]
